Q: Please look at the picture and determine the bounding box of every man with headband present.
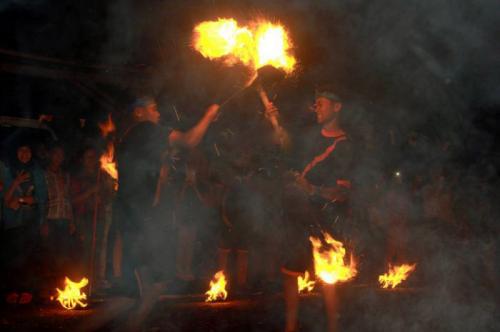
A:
[115,97,219,302]
[266,86,354,332]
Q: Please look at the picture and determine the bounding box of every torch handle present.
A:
[256,85,280,129]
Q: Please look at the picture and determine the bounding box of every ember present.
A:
[53,277,89,310]
[205,271,228,302]
[309,232,357,285]
[193,18,296,75]
[297,271,315,293]
[379,263,416,289]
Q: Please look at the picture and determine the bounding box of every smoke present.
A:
[2,0,498,330]
[96,1,500,330]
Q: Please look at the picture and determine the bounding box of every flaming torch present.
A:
[379,263,416,289]
[53,277,89,310]
[192,18,296,107]
[309,232,357,285]
[205,271,228,302]
[298,271,316,293]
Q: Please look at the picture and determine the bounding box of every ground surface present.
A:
[0,285,497,332]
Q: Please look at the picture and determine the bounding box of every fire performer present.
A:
[270,86,354,332]
[114,96,219,299]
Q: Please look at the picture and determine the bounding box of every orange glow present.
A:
[53,277,88,310]
[298,270,315,293]
[205,271,228,302]
[379,263,416,289]
[100,142,118,189]
[98,114,115,138]
[309,232,357,285]
[193,18,296,74]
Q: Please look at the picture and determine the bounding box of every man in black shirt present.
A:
[268,88,353,332]
[115,97,220,299]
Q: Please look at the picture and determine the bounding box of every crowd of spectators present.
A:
[0,101,497,307]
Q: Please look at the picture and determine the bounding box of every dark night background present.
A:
[0,0,499,331]
[1,0,498,161]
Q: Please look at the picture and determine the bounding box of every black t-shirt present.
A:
[300,129,353,188]
[116,121,171,207]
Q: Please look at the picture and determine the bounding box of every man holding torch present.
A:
[114,97,219,300]
[267,86,354,332]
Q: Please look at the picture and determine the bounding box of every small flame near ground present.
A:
[205,271,228,302]
[51,277,89,310]
[309,232,357,285]
[298,271,316,293]
[379,263,417,289]
[193,18,296,74]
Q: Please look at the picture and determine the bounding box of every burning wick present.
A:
[379,263,416,289]
[298,271,315,293]
[53,277,89,310]
[205,271,228,302]
[309,232,357,285]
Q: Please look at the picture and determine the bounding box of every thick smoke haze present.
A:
[1,0,498,331]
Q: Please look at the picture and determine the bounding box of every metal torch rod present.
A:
[256,84,280,130]
[88,168,101,298]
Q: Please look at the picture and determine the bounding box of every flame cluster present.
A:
[54,277,88,310]
[100,142,118,182]
[205,271,228,302]
[379,263,416,289]
[309,232,357,285]
[98,114,118,187]
[98,114,115,138]
[193,18,296,74]
[298,271,316,293]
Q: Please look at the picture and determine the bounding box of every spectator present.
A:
[175,149,219,287]
[71,146,114,288]
[1,142,47,304]
[41,145,77,285]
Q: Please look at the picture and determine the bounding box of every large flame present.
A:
[309,232,357,285]
[193,18,296,74]
[298,270,316,293]
[205,271,228,302]
[98,114,115,138]
[54,277,88,310]
[379,263,416,289]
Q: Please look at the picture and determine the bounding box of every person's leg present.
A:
[175,224,196,281]
[322,284,339,332]
[112,231,123,278]
[97,204,113,284]
[282,271,300,332]
[217,248,230,272]
[235,249,249,288]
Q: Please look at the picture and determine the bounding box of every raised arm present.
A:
[168,104,220,149]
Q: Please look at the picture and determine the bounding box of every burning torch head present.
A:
[252,65,286,89]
